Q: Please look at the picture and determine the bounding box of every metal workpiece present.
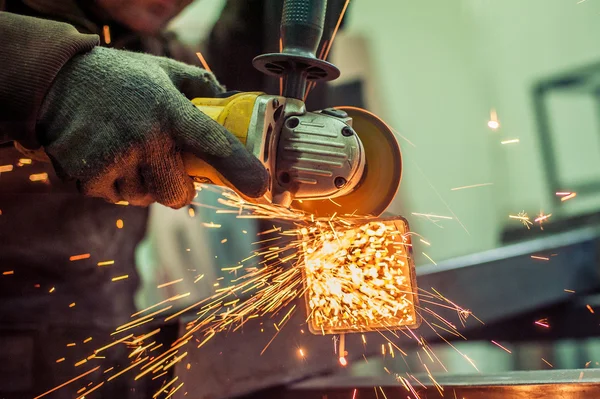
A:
[277,369,600,399]
[173,227,600,399]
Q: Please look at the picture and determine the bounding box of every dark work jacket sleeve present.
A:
[0,12,99,149]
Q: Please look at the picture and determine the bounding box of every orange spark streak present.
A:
[33,366,100,399]
[587,304,594,314]
[542,358,553,368]
[117,307,171,332]
[116,219,124,229]
[76,382,103,399]
[195,52,211,72]
[164,382,184,399]
[107,358,148,382]
[157,279,183,289]
[422,252,437,265]
[412,212,453,220]
[564,289,575,293]
[56,358,65,363]
[94,334,134,354]
[531,255,550,261]
[112,275,129,282]
[491,340,512,354]
[535,319,549,328]
[561,192,577,201]
[102,25,111,44]
[163,352,188,371]
[279,37,283,96]
[534,214,552,223]
[29,173,48,182]
[152,371,169,381]
[153,377,178,398]
[98,260,114,266]
[322,0,350,61]
[0,165,13,173]
[451,183,493,191]
[2,271,14,275]
[70,253,90,261]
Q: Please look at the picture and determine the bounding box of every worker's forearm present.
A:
[0,12,99,149]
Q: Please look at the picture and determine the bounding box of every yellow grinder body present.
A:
[183,92,401,217]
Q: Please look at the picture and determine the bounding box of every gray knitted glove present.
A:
[37,47,268,208]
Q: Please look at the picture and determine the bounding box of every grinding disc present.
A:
[291,106,402,217]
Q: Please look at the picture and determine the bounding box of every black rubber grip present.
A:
[281,0,327,56]
[282,0,326,29]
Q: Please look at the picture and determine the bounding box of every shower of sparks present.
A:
[509,212,533,229]
[501,139,519,145]
[535,318,549,328]
[561,192,577,202]
[451,183,493,191]
[487,109,500,130]
[40,185,482,398]
[491,340,512,353]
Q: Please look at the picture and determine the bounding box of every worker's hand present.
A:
[36,47,268,208]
